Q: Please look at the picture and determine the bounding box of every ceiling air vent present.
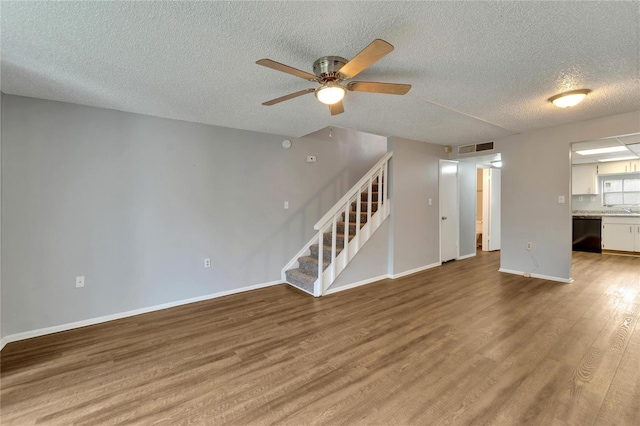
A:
[457,141,494,154]
[458,144,476,154]
[476,141,494,152]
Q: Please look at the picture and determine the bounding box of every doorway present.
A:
[481,168,501,251]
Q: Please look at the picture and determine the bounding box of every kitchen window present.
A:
[602,177,640,206]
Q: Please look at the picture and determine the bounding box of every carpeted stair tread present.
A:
[298,255,331,275]
[310,243,343,259]
[360,192,380,201]
[285,268,316,294]
[350,200,379,212]
[345,211,370,223]
[337,221,358,234]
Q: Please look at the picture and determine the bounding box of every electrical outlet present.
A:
[76,276,85,288]
[284,201,289,209]
[526,242,533,250]
[429,198,432,205]
[306,155,317,163]
[204,258,211,268]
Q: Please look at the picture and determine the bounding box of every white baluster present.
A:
[317,230,323,296]
[331,215,337,283]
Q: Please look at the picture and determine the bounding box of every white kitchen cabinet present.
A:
[572,164,599,195]
[602,217,640,252]
[598,160,639,175]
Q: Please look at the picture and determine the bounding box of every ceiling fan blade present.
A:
[347,81,411,95]
[262,88,315,106]
[338,39,394,79]
[329,101,344,116]
[256,59,318,81]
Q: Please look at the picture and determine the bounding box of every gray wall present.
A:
[1,95,387,335]
[494,111,640,279]
[388,137,447,275]
[0,92,3,341]
[329,219,389,289]
[458,161,477,258]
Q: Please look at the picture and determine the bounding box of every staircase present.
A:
[282,152,391,296]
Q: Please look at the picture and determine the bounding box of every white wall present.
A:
[388,136,447,275]
[494,110,640,280]
[1,95,387,337]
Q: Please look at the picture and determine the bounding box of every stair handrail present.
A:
[314,151,393,231]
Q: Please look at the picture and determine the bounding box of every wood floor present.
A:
[1,251,639,425]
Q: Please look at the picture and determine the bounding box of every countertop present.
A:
[573,210,640,217]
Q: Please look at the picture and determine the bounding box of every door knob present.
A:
[442,216,447,220]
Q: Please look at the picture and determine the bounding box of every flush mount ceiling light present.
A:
[315,83,347,105]
[548,89,591,108]
[597,156,639,162]
[575,146,628,156]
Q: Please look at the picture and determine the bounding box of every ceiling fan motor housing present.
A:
[313,56,348,81]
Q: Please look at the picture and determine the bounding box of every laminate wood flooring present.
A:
[1,251,639,425]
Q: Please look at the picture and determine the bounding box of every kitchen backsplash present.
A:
[571,195,603,211]
[572,195,639,212]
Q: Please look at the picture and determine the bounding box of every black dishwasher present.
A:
[572,216,602,253]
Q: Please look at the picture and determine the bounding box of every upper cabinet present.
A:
[572,164,598,195]
[597,159,640,175]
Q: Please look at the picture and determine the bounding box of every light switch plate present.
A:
[558,195,565,204]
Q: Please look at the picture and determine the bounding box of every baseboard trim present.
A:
[325,274,391,295]
[0,280,281,351]
[457,253,476,260]
[285,282,316,297]
[391,262,441,279]
[0,336,9,352]
[498,268,573,284]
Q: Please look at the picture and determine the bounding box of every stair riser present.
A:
[351,201,379,213]
[310,244,342,260]
[323,233,345,247]
[285,271,315,293]
[298,261,329,277]
[336,223,357,235]
[344,212,369,223]
[360,192,380,202]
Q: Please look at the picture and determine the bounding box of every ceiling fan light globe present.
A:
[315,84,346,105]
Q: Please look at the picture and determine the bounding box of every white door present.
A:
[440,160,459,262]
[482,168,501,251]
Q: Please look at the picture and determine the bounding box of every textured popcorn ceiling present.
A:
[2,1,639,145]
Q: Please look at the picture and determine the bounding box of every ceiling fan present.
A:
[256,39,411,116]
